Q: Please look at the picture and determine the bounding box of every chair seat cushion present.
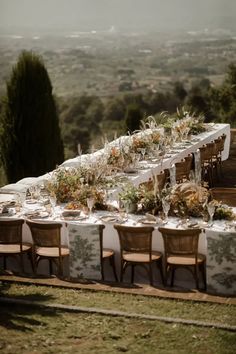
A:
[123,251,162,263]
[103,248,114,258]
[167,253,206,266]
[0,243,32,254]
[36,246,69,258]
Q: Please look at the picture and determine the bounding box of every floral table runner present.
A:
[206,229,236,295]
[68,223,101,280]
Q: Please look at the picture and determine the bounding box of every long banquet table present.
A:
[0,123,235,295]
[60,123,230,189]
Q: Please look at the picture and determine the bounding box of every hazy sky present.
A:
[0,0,235,31]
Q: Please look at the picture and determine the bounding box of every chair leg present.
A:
[163,262,169,287]
[3,256,6,270]
[109,255,118,282]
[120,260,124,282]
[149,263,153,286]
[157,260,164,286]
[28,251,35,274]
[20,253,24,273]
[131,264,135,283]
[202,262,207,291]
[58,258,63,277]
[171,267,175,287]
[214,163,219,181]
[101,259,105,281]
[219,159,223,177]
[49,259,53,275]
[195,264,199,290]
[207,167,213,188]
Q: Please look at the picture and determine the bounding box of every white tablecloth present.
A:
[8,211,233,294]
[0,123,234,294]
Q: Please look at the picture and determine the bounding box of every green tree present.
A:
[104,97,126,121]
[0,51,64,183]
[173,82,187,102]
[59,95,103,157]
[207,63,236,125]
[125,104,142,132]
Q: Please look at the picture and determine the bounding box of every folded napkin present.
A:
[24,211,41,219]
[100,215,119,223]
[24,210,49,219]
[137,214,158,225]
[145,213,157,221]
[0,201,16,214]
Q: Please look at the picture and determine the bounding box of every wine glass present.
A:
[162,198,170,222]
[34,184,41,201]
[28,185,35,200]
[140,148,146,160]
[18,192,26,208]
[87,197,95,215]
[130,152,136,168]
[207,203,215,226]
[184,127,190,141]
[49,195,57,217]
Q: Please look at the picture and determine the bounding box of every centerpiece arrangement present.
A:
[44,108,212,214]
[119,183,140,213]
[168,182,209,218]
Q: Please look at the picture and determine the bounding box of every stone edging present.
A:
[0,297,235,332]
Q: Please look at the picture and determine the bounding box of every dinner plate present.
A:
[39,211,49,218]
[138,218,157,225]
[100,215,118,223]
[187,222,199,228]
[24,212,40,219]
[0,212,11,217]
[26,211,49,219]
[124,168,137,174]
[25,199,37,204]
[62,215,88,221]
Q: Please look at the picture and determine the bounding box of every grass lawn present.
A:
[0,282,235,353]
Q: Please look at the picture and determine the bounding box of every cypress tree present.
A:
[125,104,142,133]
[0,50,64,183]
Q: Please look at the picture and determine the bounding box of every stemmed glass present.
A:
[140,148,146,160]
[34,184,41,201]
[130,152,136,168]
[14,193,25,214]
[29,185,35,200]
[137,148,146,161]
[207,203,215,226]
[49,195,57,217]
[19,192,26,210]
[133,153,141,169]
[184,127,190,141]
[162,198,170,222]
[87,197,95,216]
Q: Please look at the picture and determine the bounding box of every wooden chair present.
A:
[0,219,33,273]
[158,227,206,290]
[156,170,168,191]
[199,144,213,186]
[175,154,193,184]
[215,134,226,177]
[100,224,118,282]
[211,138,221,181]
[114,224,163,286]
[26,220,69,276]
[140,170,168,192]
[210,188,236,207]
